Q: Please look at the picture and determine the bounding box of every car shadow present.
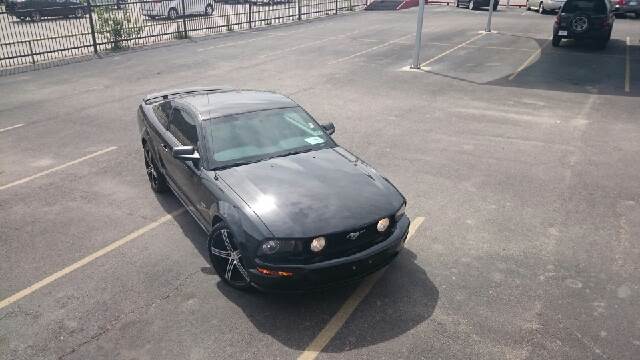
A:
[424,33,638,97]
[215,248,439,352]
[153,190,439,352]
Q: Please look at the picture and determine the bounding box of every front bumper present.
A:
[248,215,411,291]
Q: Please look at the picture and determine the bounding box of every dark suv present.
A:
[5,0,87,21]
[552,0,615,48]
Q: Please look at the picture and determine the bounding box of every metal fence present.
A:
[0,0,366,71]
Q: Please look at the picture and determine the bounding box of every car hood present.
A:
[217,147,404,238]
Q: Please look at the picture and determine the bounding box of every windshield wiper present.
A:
[213,159,265,170]
[264,148,315,161]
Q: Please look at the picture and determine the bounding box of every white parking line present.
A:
[0,123,24,133]
[260,27,375,58]
[509,39,549,80]
[420,33,486,67]
[329,33,413,64]
[198,34,279,51]
[0,209,185,310]
[297,217,425,360]
[0,147,117,191]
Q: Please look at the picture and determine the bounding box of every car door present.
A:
[164,107,211,226]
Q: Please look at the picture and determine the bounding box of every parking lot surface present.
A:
[1,6,639,360]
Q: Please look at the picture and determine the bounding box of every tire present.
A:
[208,222,253,290]
[143,144,169,193]
[570,14,590,34]
[538,2,545,14]
[468,0,475,9]
[204,3,214,15]
[552,34,561,47]
[74,8,85,18]
[167,7,178,20]
[30,11,41,22]
[493,2,498,11]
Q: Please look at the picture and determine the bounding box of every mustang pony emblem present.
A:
[346,229,366,240]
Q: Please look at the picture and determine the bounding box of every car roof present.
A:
[176,90,298,120]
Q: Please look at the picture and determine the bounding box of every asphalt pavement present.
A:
[1,6,639,360]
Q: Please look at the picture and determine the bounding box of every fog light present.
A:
[377,218,390,232]
[310,236,326,252]
[261,240,280,255]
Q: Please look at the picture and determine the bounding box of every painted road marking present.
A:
[0,147,117,191]
[330,34,413,64]
[420,33,486,67]
[0,209,185,310]
[625,36,630,93]
[509,39,549,80]
[260,27,377,58]
[0,123,24,133]
[297,216,426,360]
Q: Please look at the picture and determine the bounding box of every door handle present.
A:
[161,144,169,152]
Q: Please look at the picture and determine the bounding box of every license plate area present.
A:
[558,30,568,36]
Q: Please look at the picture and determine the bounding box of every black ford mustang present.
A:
[138,87,409,291]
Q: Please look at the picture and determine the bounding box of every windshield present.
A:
[203,107,336,169]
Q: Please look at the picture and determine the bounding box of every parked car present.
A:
[455,0,499,10]
[526,0,565,13]
[137,88,409,291]
[5,0,86,21]
[552,0,615,48]
[141,0,214,19]
[613,0,640,17]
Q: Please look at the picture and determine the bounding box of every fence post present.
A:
[86,0,98,55]
[28,41,36,65]
[181,0,188,38]
[248,1,252,29]
[297,0,302,20]
[335,0,338,14]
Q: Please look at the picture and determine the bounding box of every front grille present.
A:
[306,218,396,263]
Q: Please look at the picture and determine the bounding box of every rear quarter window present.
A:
[152,101,172,128]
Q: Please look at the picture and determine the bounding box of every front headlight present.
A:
[258,239,298,256]
[394,203,406,221]
[377,218,390,232]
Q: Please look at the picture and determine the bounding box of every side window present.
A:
[153,101,172,128]
[169,109,198,147]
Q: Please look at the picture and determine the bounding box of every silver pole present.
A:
[485,0,496,33]
[411,0,426,69]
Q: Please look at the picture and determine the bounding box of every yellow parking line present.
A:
[420,33,486,67]
[0,209,185,310]
[509,39,550,80]
[0,123,24,133]
[0,147,117,191]
[297,216,425,360]
[625,36,630,93]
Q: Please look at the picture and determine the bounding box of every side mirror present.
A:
[321,122,335,135]
[172,146,200,162]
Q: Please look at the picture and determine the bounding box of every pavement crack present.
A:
[58,270,199,359]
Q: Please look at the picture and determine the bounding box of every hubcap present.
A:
[210,229,250,284]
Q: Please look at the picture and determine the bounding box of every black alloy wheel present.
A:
[143,145,168,193]
[208,223,252,290]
